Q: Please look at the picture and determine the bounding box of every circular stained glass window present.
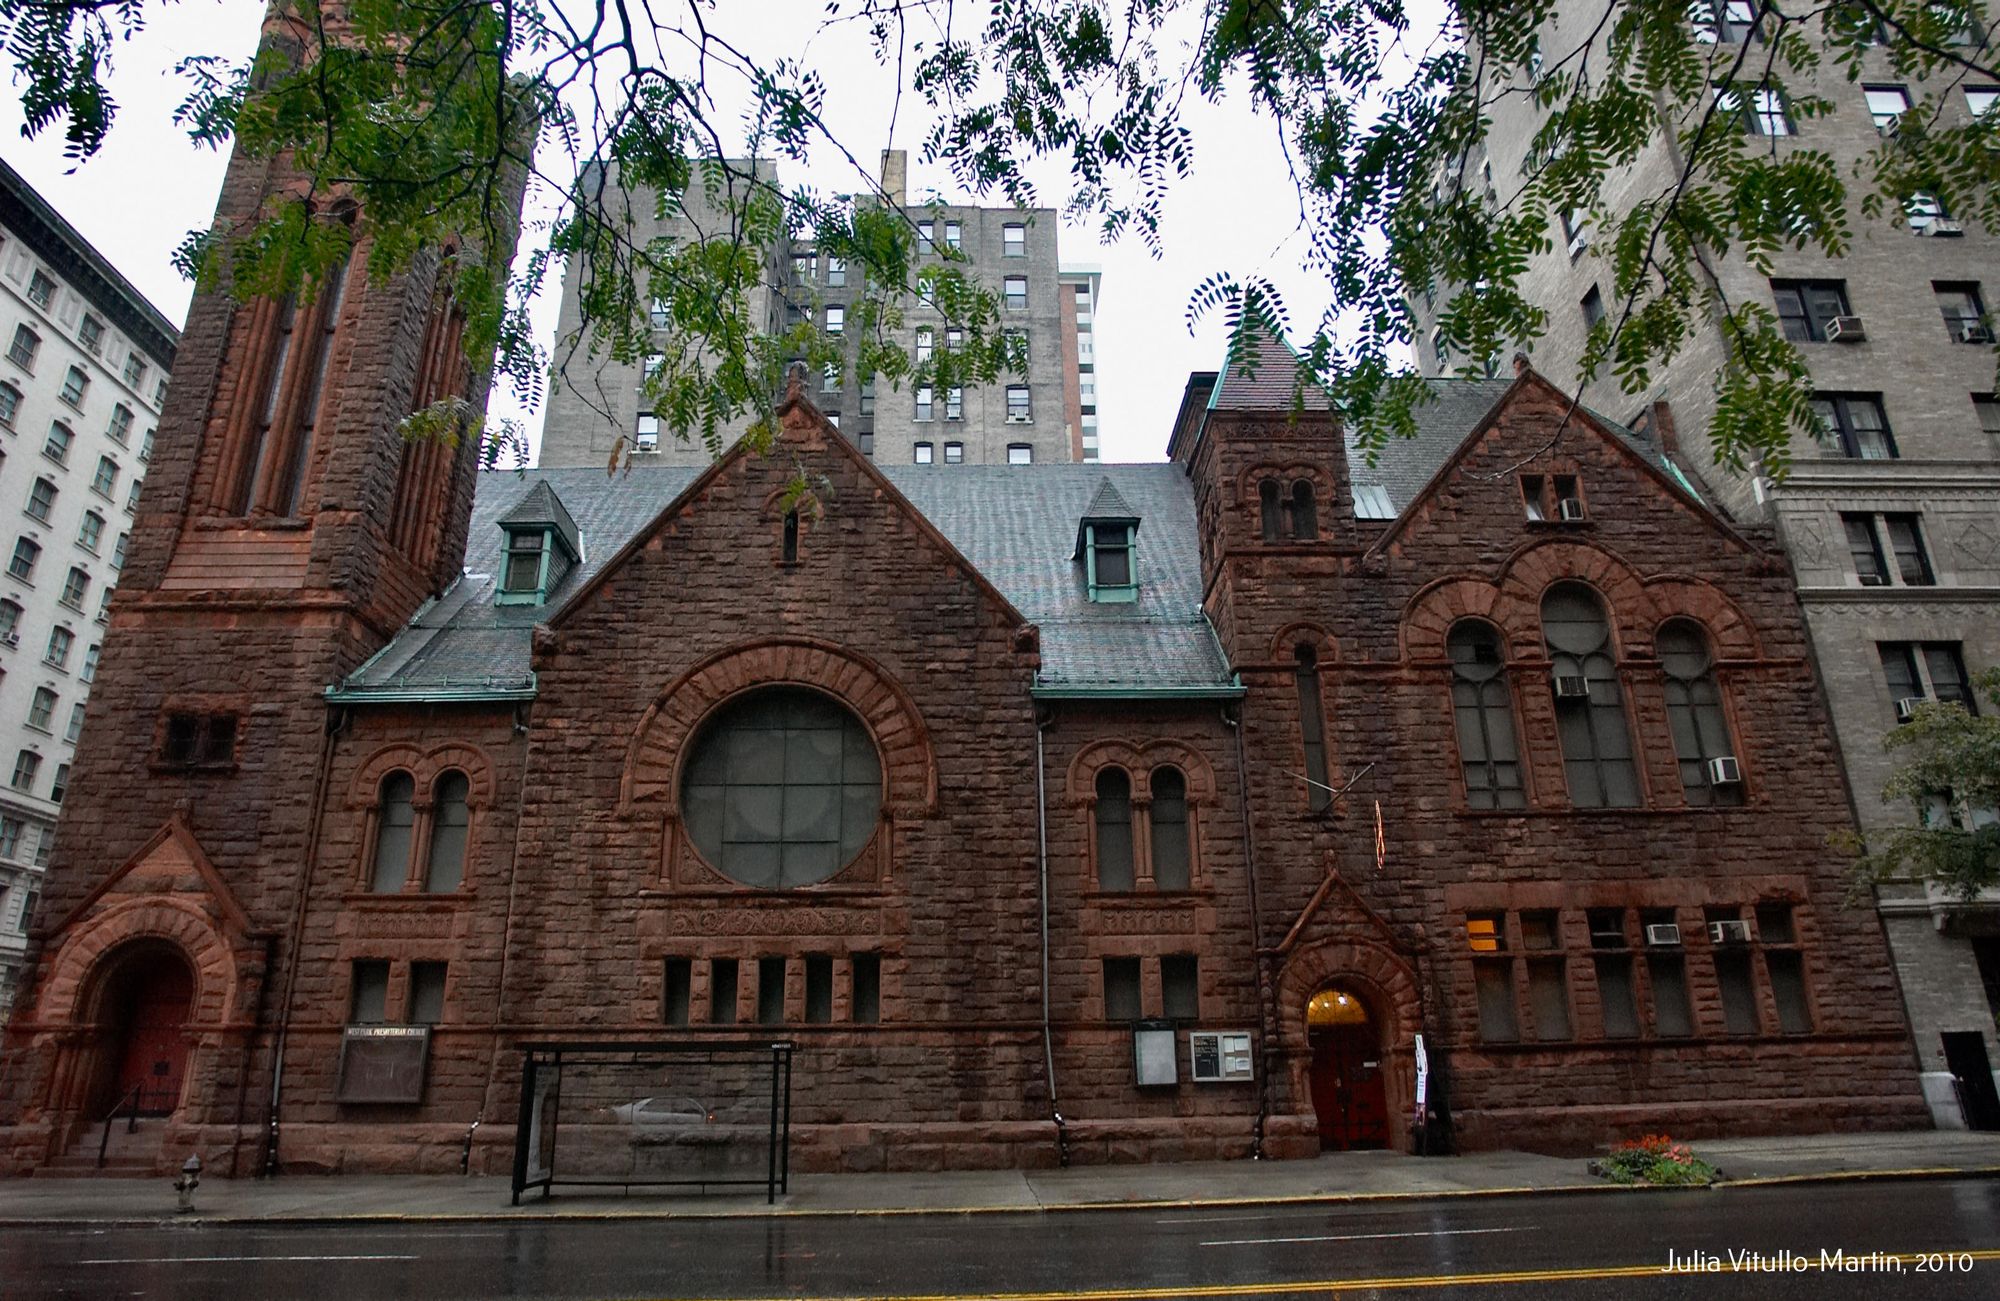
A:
[680,688,882,888]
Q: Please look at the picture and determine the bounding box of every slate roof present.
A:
[334,460,1234,700]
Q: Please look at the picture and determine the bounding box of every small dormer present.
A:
[495,480,582,606]
[1074,478,1140,603]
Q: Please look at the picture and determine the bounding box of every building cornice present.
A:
[1777,461,2000,493]
[0,156,179,369]
[1796,585,2000,604]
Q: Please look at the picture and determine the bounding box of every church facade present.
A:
[0,17,1931,1178]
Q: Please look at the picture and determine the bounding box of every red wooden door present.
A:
[1309,1023,1389,1150]
[112,961,193,1115]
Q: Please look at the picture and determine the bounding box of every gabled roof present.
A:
[334,459,1235,701]
[497,480,582,560]
[1073,477,1140,559]
[1209,328,1333,411]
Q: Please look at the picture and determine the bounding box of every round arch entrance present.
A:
[91,942,196,1117]
[1306,986,1388,1151]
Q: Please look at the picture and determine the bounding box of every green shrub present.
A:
[1591,1134,1719,1186]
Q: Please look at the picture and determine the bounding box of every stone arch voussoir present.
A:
[36,897,240,1029]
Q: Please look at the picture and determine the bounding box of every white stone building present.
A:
[0,156,177,1016]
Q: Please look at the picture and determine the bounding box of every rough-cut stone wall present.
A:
[1191,371,1928,1153]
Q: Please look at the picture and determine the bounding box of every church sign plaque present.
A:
[336,1026,431,1104]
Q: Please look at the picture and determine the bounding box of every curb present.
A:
[2,1163,1996,1228]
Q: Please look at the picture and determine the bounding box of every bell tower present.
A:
[0,0,525,1169]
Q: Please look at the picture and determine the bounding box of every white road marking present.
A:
[1198,1225,1530,1248]
[80,1254,420,1264]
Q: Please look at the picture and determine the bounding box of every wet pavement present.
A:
[2,1175,1996,1298]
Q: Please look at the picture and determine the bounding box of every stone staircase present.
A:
[37,1116,169,1177]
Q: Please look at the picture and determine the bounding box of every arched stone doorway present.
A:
[1306,986,1388,1151]
[90,942,196,1118]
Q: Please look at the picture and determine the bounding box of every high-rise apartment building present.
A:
[1412,9,2000,1129]
[538,152,1092,468]
[0,156,175,1017]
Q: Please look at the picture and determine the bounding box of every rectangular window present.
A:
[917,219,935,245]
[44,421,72,465]
[59,366,87,407]
[1162,955,1199,1020]
[409,961,447,1024]
[1519,474,1546,521]
[349,960,390,1024]
[944,220,962,250]
[946,387,963,421]
[8,325,39,370]
[1882,641,1978,715]
[1935,281,1990,343]
[1003,223,1026,257]
[943,440,964,464]
[79,314,104,353]
[1812,394,1896,459]
[59,567,88,610]
[1466,911,1506,952]
[1772,280,1851,342]
[27,687,55,731]
[92,456,118,497]
[792,252,815,282]
[1977,394,2000,438]
[108,404,132,444]
[1864,85,1911,128]
[1969,87,1999,117]
[8,751,36,794]
[757,956,786,1025]
[1581,285,1605,328]
[1526,959,1572,1040]
[0,818,19,859]
[709,957,739,1024]
[821,365,841,393]
[26,477,56,523]
[1765,951,1812,1033]
[826,257,846,287]
[27,269,55,308]
[913,441,934,465]
[1103,957,1143,1020]
[1519,910,1560,951]
[0,381,16,428]
[50,763,67,804]
[1004,277,1028,309]
[824,305,845,335]
[9,536,39,581]
[915,387,934,422]
[1713,950,1761,1034]
[1648,950,1694,1037]
[1696,0,1760,43]
[1925,644,1976,711]
[1006,386,1031,421]
[1842,513,1889,584]
[64,702,85,744]
[1883,514,1934,585]
[1595,956,1641,1038]
[1089,523,1133,595]
[123,354,145,387]
[1007,443,1033,465]
[44,626,71,668]
[663,957,692,1025]
[851,953,881,1023]
[916,328,934,364]
[1474,961,1520,1042]
[805,954,834,1024]
[1719,86,1794,136]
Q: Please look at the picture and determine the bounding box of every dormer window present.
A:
[1075,478,1141,604]
[494,480,582,606]
[502,528,548,599]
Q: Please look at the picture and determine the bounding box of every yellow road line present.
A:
[651,1248,2000,1301]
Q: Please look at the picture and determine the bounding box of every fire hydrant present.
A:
[174,1154,201,1214]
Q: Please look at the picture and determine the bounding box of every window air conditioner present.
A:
[1826,315,1866,342]
[1707,755,1743,785]
[1895,696,1926,722]
[0,632,16,649]
[1928,219,1964,237]
[1552,673,1591,699]
[1958,321,1994,345]
[1557,497,1587,522]
[1877,117,1900,139]
[1005,414,1032,424]
[1644,923,1682,947]
[634,433,660,453]
[1708,919,1753,945]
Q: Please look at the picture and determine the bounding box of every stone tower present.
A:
[0,2,523,1173]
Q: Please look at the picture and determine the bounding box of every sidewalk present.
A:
[3,1130,1996,1225]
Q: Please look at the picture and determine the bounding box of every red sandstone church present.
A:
[0,71,1931,1183]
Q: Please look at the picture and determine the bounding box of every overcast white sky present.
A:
[0,0,1423,464]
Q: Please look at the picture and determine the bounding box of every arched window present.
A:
[1094,767,1135,890]
[1447,620,1526,808]
[1288,480,1318,540]
[781,509,799,564]
[1295,645,1332,812]
[1150,766,1191,889]
[1658,620,1744,807]
[1542,583,1640,807]
[370,771,417,892]
[1259,479,1282,542]
[424,770,471,891]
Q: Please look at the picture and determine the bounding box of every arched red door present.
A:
[1306,987,1389,1150]
[105,951,194,1116]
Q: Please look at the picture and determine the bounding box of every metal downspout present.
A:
[265,702,347,1176]
[1227,704,1275,1159]
[1036,709,1068,1166]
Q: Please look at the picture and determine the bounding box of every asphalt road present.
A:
[2,1177,1996,1299]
